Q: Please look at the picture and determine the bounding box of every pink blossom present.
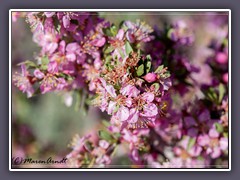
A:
[219,137,228,151]
[107,101,117,114]
[209,128,219,138]
[116,29,124,40]
[117,106,130,121]
[140,103,158,118]
[106,85,117,97]
[44,12,56,18]
[99,140,110,149]
[13,65,34,98]
[34,69,44,79]
[188,145,202,157]
[141,92,155,103]
[47,61,58,74]
[144,73,157,83]
[92,37,106,47]
[120,84,140,98]
[197,134,210,146]
[223,73,228,83]
[215,52,228,64]
[127,108,139,124]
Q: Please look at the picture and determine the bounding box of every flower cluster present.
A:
[12,12,229,169]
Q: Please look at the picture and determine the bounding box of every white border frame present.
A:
[9,9,231,171]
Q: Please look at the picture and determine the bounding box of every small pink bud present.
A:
[215,52,228,64]
[223,73,228,83]
[144,73,157,83]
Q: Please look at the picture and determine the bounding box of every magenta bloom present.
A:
[34,69,45,79]
[13,65,34,98]
[120,84,140,98]
[223,73,228,83]
[215,52,228,64]
[144,73,157,83]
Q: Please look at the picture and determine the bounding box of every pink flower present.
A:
[34,69,44,79]
[130,148,140,163]
[66,134,91,159]
[13,65,34,98]
[92,37,106,47]
[117,106,130,121]
[140,103,158,118]
[189,145,202,157]
[66,42,80,62]
[127,108,139,124]
[106,85,117,97]
[96,155,111,165]
[141,92,155,103]
[215,52,228,64]
[209,128,219,138]
[116,29,124,40]
[63,15,70,28]
[144,73,157,83]
[107,101,117,114]
[44,12,55,18]
[197,134,210,146]
[47,61,58,74]
[99,140,110,149]
[223,73,228,83]
[120,84,140,98]
[208,147,221,159]
[219,137,228,151]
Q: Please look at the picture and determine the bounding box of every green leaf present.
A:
[215,123,224,133]
[53,17,61,33]
[218,83,226,103]
[204,87,218,103]
[151,83,160,92]
[103,28,113,37]
[187,137,196,150]
[164,71,171,78]
[145,60,151,73]
[223,132,228,138]
[99,130,113,142]
[146,55,151,60]
[110,25,117,36]
[102,120,111,127]
[56,24,61,33]
[167,28,175,39]
[136,64,144,77]
[125,41,133,56]
[105,46,114,54]
[113,132,121,139]
[41,56,49,65]
[17,60,37,68]
[40,65,48,71]
[155,65,164,73]
[117,48,125,59]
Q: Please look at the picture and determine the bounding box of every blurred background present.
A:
[11,12,228,168]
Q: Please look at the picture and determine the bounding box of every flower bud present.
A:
[223,73,228,83]
[215,52,228,64]
[144,73,157,83]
